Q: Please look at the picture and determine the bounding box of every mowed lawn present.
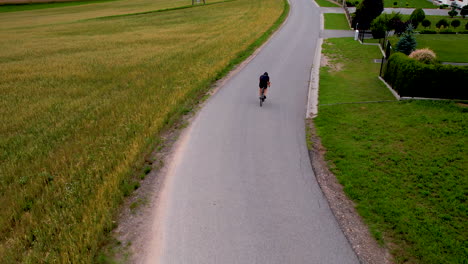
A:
[324,13,350,30]
[389,34,468,62]
[314,0,340,7]
[315,38,467,263]
[0,0,285,262]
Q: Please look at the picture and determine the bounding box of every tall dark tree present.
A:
[461,5,468,18]
[352,0,384,29]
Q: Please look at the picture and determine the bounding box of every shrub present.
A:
[383,53,468,99]
[421,18,431,28]
[440,4,449,9]
[459,30,468,34]
[371,15,387,38]
[346,1,355,7]
[436,18,449,28]
[409,48,437,64]
[393,20,410,36]
[420,29,437,34]
[461,5,468,18]
[393,1,397,6]
[409,8,425,28]
[440,28,456,34]
[448,10,458,18]
[451,19,461,29]
[466,21,468,30]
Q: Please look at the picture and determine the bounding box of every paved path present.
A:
[143,0,360,263]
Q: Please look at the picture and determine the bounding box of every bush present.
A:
[393,20,410,36]
[419,29,437,34]
[440,4,449,9]
[409,48,437,64]
[448,10,458,18]
[436,18,449,28]
[346,1,356,7]
[459,30,468,34]
[440,28,456,34]
[451,19,461,28]
[461,5,468,18]
[466,21,468,30]
[421,19,431,28]
[371,15,387,38]
[409,8,425,28]
[383,53,468,99]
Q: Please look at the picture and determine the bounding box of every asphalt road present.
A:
[146,0,360,263]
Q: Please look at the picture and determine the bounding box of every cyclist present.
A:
[259,72,270,101]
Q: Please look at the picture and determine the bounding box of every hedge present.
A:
[383,53,468,99]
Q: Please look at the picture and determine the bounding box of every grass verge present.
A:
[0,0,288,262]
[324,13,350,29]
[314,37,467,263]
[314,0,340,7]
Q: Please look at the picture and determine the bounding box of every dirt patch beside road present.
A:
[307,119,394,264]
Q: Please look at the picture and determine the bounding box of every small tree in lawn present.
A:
[353,0,384,29]
[409,8,426,28]
[436,18,449,29]
[461,5,468,18]
[451,19,461,29]
[421,19,431,29]
[395,24,417,55]
[448,9,458,18]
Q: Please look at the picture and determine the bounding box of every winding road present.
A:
[144,0,360,263]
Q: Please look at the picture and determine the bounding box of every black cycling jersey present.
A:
[259,74,270,88]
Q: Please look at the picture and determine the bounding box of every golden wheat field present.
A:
[0,0,286,262]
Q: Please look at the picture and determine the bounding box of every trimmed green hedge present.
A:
[383,53,468,99]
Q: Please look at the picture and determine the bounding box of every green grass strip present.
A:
[0,0,117,13]
[314,0,340,7]
[324,13,350,30]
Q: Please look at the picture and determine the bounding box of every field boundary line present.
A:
[83,0,236,21]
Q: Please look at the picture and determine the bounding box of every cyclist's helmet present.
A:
[264,72,268,76]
